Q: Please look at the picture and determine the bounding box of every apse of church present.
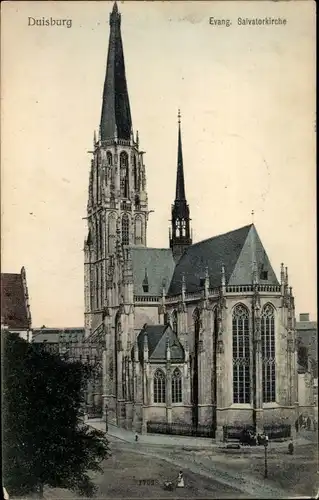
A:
[83,2,299,437]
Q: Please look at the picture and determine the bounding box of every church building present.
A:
[83,2,298,438]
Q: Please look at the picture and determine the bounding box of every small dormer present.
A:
[142,268,149,293]
[260,264,268,281]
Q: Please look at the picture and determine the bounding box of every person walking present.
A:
[135,432,139,442]
[177,471,184,488]
[288,439,294,455]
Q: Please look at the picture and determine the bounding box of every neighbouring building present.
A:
[82,2,299,437]
[296,313,318,418]
[1,267,32,342]
[32,326,85,356]
[32,326,103,418]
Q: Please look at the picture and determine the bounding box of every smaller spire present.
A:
[181,273,186,301]
[112,1,118,14]
[166,331,171,361]
[221,264,226,287]
[204,267,210,298]
[252,261,258,285]
[136,130,139,147]
[280,263,285,285]
[285,266,289,286]
[143,331,149,362]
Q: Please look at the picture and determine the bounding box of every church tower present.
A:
[84,2,149,334]
[169,111,192,262]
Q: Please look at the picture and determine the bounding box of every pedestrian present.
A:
[307,416,311,430]
[288,439,294,455]
[177,471,184,488]
[295,419,299,433]
[314,419,317,431]
[135,432,138,442]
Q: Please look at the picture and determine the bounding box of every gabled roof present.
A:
[168,224,279,295]
[133,324,184,363]
[1,272,30,330]
[130,247,175,296]
[32,327,85,344]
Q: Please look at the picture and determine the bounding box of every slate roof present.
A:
[130,247,175,296]
[168,224,279,295]
[132,324,184,363]
[100,2,132,141]
[1,273,30,330]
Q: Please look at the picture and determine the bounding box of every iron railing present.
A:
[147,421,215,438]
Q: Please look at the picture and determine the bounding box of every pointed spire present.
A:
[181,273,186,299]
[136,130,139,147]
[143,331,149,362]
[170,110,192,260]
[252,261,258,285]
[100,2,132,141]
[221,264,226,287]
[175,109,186,201]
[285,266,289,287]
[280,263,285,285]
[166,331,171,361]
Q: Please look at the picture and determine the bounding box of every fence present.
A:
[223,423,291,441]
[264,424,291,439]
[86,404,103,419]
[147,421,215,438]
[223,425,255,441]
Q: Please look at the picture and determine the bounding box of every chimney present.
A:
[299,313,310,322]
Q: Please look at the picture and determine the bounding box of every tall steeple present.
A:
[169,110,192,262]
[100,1,132,141]
[175,110,186,200]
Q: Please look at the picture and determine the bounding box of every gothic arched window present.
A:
[107,151,113,166]
[134,216,143,245]
[120,152,129,198]
[153,369,166,403]
[133,155,138,190]
[108,213,116,253]
[172,309,178,334]
[193,308,201,333]
[181,219,186,237]
[232,304,250,404]
[175,218,180,238]
[95,266,99,310]
[261,304,276,403]
[122,214,129,246]
[172,368,182,403]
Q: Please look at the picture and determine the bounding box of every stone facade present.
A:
[82,2,299,436]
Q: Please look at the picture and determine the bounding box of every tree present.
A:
[2,331,111,497]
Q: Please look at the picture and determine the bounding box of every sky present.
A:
[1,1,316,327]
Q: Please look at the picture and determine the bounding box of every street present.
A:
[41,427,318,499]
